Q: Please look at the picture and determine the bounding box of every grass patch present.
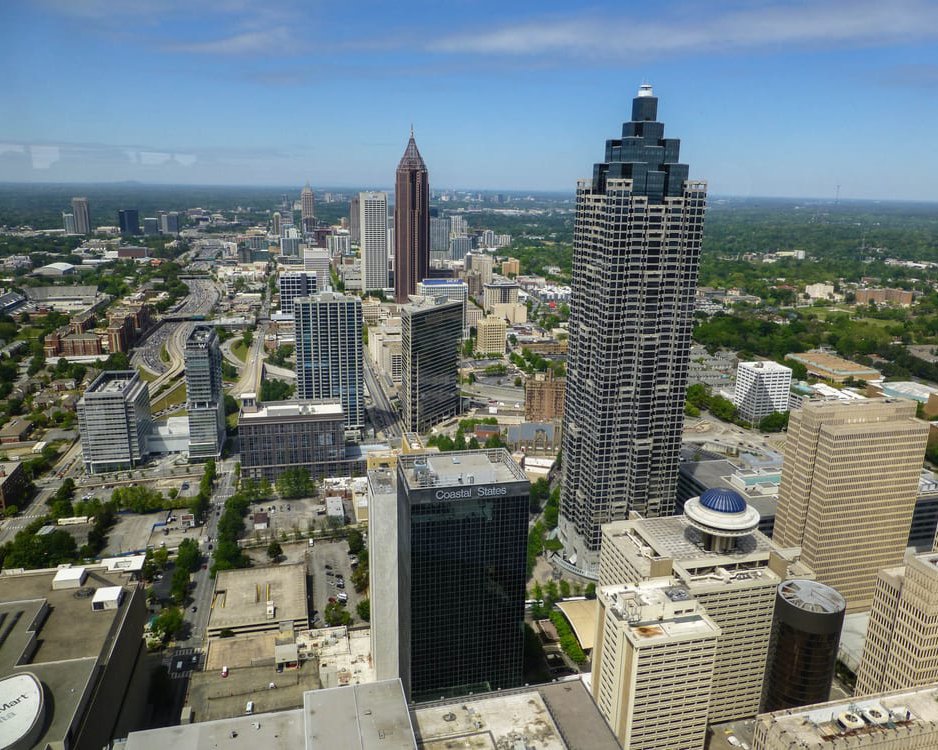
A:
[152,382,186,412]
[137,367,158,383]
[160,344,170,363]
[231,341,248,362]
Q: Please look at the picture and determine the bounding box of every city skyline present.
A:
[2,1,938,200]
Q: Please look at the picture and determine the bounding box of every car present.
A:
[221,666,229,678]
[208,544,213,550]
[181,483,190,490]
[336,581,345,589]
[337,592,348,603]
[328,597,336,603]
[191,606,198,612]
[326,570,334,577]
[201,563,208,570]
[325,564,333,570]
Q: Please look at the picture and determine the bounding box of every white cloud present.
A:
[165,26,299,55]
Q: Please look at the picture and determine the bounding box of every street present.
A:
[363,354,402,439]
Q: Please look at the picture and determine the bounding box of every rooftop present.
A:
[786,350,880,377]
[84,369,140,395]
[208,563,308,633]
[599,580,720,644]
[239,400,344,422]
[398,449,527,490]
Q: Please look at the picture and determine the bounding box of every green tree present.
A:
[152,607,184,641]
[267,541,283,561]
[346,528,365,555]
[758,411,790,432]
[356,598,370,622]
[324,601,351,626]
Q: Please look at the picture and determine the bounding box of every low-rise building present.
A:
[0,461,29,511]
[0,417,34,444]
[525,370,566,421]
[206,563,309,638]
[785,350,880,382]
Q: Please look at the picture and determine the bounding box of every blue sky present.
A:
[2,0,938,199]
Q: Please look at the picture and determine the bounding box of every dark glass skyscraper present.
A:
[393,129,429,303]
[118,209,140,236]
[559,84,707,575]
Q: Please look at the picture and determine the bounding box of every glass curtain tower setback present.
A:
[294,293,364,431]
[184,325,226,460]
[394,129,430,303]
[559,84,707,574]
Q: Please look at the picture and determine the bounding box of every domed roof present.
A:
[699,488,747,514]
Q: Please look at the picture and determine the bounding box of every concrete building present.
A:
[856,287,914,307]
[71,196,91,235]
[501,257,520,276]
[238,399,352,481]
[366,320,403,385]
[476,314,507,355]
[370,450,529,700]
[525,370,566,422]
[349,194,360,243]
[785,350,880,383]
[482,281,520,312]
[359,191,389,292]
[430,215,450,253]
[159,211,180,234]
[206,563,309,638]
[62,211,76,234]
[278,271,318,315]
[272,211,282,236]
[400,297,462,434]
[294,293,364,432]
[598,489,814,724]
[559,85,707,575]
[774,399,928,611]
[450,235,472,260]
[592,580,720,750]
[416,278,469,336]
[302,247,331,278]
[804,282,836,300]
[184,326,226,461]
[0,566,148,750]
[77,370,152,473]
[733,361,792,424]
[464,251,494,284]
[857,549,938,695]
[752,683,938,750]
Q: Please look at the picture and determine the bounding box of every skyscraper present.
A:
[393,129,429,303]
[118,209,140,236]
[349,194,361,244]
[278,271,318,316]
[430,216,450,253]
[301,182,315,233]
[71,196,91,235]
[272,211,282,237]
[294,292,364,431]
[400,297,462,433]
[77,371,152,474]
[359,191,389,292]
[184,326,226,461]
[62,212,76,234]
[773,398,928,612]
[370,450,529,700]
[559,83,707,575]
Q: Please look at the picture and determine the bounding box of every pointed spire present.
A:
[397,128,426,171]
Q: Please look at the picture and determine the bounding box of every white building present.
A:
[359,192,389,292]
[733,361,792,424]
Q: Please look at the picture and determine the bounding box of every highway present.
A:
[228,327,266,398]
[363,354,403,440]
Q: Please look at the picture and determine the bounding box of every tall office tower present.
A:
[359,191,390,292]
[118,209,140,236]
[400,297,462,433]
[184,326,225,461]
[393,130,430,303]
[464,251,494,284]
[301,181,315,232]
[592,581,720,750]
[159,211,180,235]
[272,211,282,237]
[62,212,76,234]
[450,235,472,261]
[450,214,467,236]
[71,196,91,235]
[416,279,469,336]
[774,398,928,612]
[370,450,529,699]
[482,281,520,312]
[327,233,350,256]
[857,549,938,695]
[294,292,364,431]
[280,236,302,256]
[349,194,361,243]
[143,217,160,236]
[598,491,814,724]
[734,361,792,424]
[430,216,450,253]
[278,271,318,315]
[762,579,845,712]
[558,83,707,575]
[302,247,331,279]
[77,370,152,474]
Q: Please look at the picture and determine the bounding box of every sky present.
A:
[2,0,938,200]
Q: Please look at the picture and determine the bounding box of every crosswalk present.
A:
[167,647,202,679]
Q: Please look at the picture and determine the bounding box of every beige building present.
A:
[490,301,527,324]
[525,370,566,421]
[367,318,403,384]
[476,315,507,355]
[753,683,938,749]
[598,496,813,724]
[501,257,520,276]
[592,580,720,750]
[857,550,938,695]
[483,281,520,312]
[774,399,928,612]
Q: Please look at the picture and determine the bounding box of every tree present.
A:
[758,411,790,432]
[152,607,184,641]
[324,601,351,626]
[170,566,190,604]
[267,541,283,561]
[346,528,365,555]
[356,598,370,622]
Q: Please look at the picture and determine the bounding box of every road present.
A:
[461,382,526,405]
[228,328,267,398]
[363,354,402,440]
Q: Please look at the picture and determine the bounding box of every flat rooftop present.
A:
[239,400,344,421]
[787,351,880,377]
[208,563,308,633]
[399,449,527,490]
[85,369,139,395]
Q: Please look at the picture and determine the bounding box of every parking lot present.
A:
[306,539,360,626]
[248,497,330,538]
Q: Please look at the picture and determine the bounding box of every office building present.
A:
[359,191,389,292]
[774,399,928,611]
[62,211,76,234]
[0,460,29,512]
[400,296,462,433]
[598,489,814,724]
[238,399,352,481]
[430,216,450,253]
[450,235,472,260]
[464,251,494,283]
[416,278,469,335]
[159,211,180,235]
[371,450,529,699]
[450,214,467,236]
[592,580,720,750]
[141,217,158,235]
[349,194,361,243]
[857,549,938,695]
[184,326,226,461]
[117,209,140,236]
[71,196,91,234]
[752,683,938,750]
[278,271,318,315]
[501,258,520,276]
[476,315,507,355]
[280,235,302,256]
[294,293,364,431]
[77,370,152,473]
[301,181,315,232]
[559,84,706,576]
[734,361,793,424]
[762,579,845,712]
[525,370,566,422]
[394,130,430,302]
[303,247,331,278]
[482,281,520,312]
[272,211,282,236]
[0,566,148,750]
[327,232,350,256]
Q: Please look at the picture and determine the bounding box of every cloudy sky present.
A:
[2,0,938,199]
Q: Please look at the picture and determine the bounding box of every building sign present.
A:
[434,485,508,501]
[0,673,45,750]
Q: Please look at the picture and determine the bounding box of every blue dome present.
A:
[699,488,747,514]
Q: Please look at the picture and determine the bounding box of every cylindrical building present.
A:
[763,579,846,712]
